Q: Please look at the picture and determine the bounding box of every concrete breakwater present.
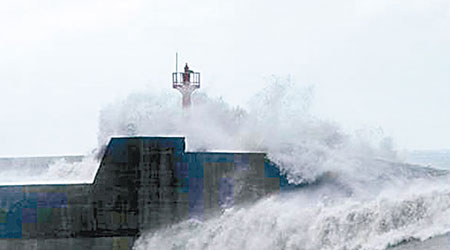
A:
[0,137,292,249]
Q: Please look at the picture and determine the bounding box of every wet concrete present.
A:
[0,137,292,249]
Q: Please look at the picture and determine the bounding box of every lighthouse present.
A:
[172,55,200,108]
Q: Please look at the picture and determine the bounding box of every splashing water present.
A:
[133,176,450,250]
[0,155,98,185]
[96,78,450,250]
[98,78,397,185]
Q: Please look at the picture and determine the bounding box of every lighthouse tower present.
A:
[172,56,200,108]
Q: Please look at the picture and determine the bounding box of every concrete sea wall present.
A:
[0,137,293,249]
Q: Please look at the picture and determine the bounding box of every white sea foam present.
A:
[98,78,398,185]
[2,78,442,249]
[0,155,98,185]
[95,78,450,250]
[133,176,450,250]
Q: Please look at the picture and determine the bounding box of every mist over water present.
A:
[2,79,446,249]
[1,0,449,247]
[98,78,398,185]
[95,79,450,250]
[0,156,98,185]
[133,179,450,250]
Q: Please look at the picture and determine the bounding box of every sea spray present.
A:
[97,79,398,185]
[4,78,443,249]
[95,79,450,250]
[0,155,97,185]
[132,175,450,250]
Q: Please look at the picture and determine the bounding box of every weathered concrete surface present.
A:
[0,236,134,250]
[0,137,293,249]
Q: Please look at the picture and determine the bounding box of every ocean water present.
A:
[388,151,450,250]
[390,232,450,250]
[0,155,97,185]
[96,82,450,250]
[131,162,450,250]
[4,80,450,249]
[404,150,450,170]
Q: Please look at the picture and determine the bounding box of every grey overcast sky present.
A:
[0,0,449,156]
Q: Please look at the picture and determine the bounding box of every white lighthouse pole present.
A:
[172,58,200,109]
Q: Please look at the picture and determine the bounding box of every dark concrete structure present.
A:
[0,137,293,249]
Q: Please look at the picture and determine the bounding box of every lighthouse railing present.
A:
[172,72,200,88]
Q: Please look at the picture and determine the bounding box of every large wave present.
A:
[96,79,450,250]
[98,78,398,185]
[133,175,450,250]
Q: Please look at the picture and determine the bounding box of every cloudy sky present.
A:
[0,0,449,156]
